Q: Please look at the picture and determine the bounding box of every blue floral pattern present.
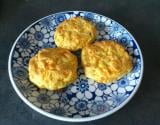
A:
[91,101,110,115]
[108,91,130,107]
[55,14,66,24]
[75,100,88,111]
[15,33,36,57]
[9,11,143,119]
[12,66,28,80]
[40,16,55,31]
[82,12,94,21]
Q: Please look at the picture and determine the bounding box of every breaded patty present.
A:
[81,41,133,83]
[54,17,96,51]
[28,48,78,90]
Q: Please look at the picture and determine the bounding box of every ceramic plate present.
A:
[8,11,143,122]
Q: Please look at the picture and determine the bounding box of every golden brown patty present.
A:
[54,17,97,51]
[81,41,133,83]
[28,48,78,90]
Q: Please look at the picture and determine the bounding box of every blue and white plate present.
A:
[8,11,143,122]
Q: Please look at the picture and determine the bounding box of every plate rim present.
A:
[8,11,144,122]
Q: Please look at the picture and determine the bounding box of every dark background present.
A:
[0,0,160,125]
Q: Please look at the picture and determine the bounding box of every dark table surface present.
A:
[0,0,160,125]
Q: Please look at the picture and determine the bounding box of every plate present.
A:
[8,11,143,122]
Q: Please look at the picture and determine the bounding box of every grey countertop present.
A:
[0,0,160,124]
